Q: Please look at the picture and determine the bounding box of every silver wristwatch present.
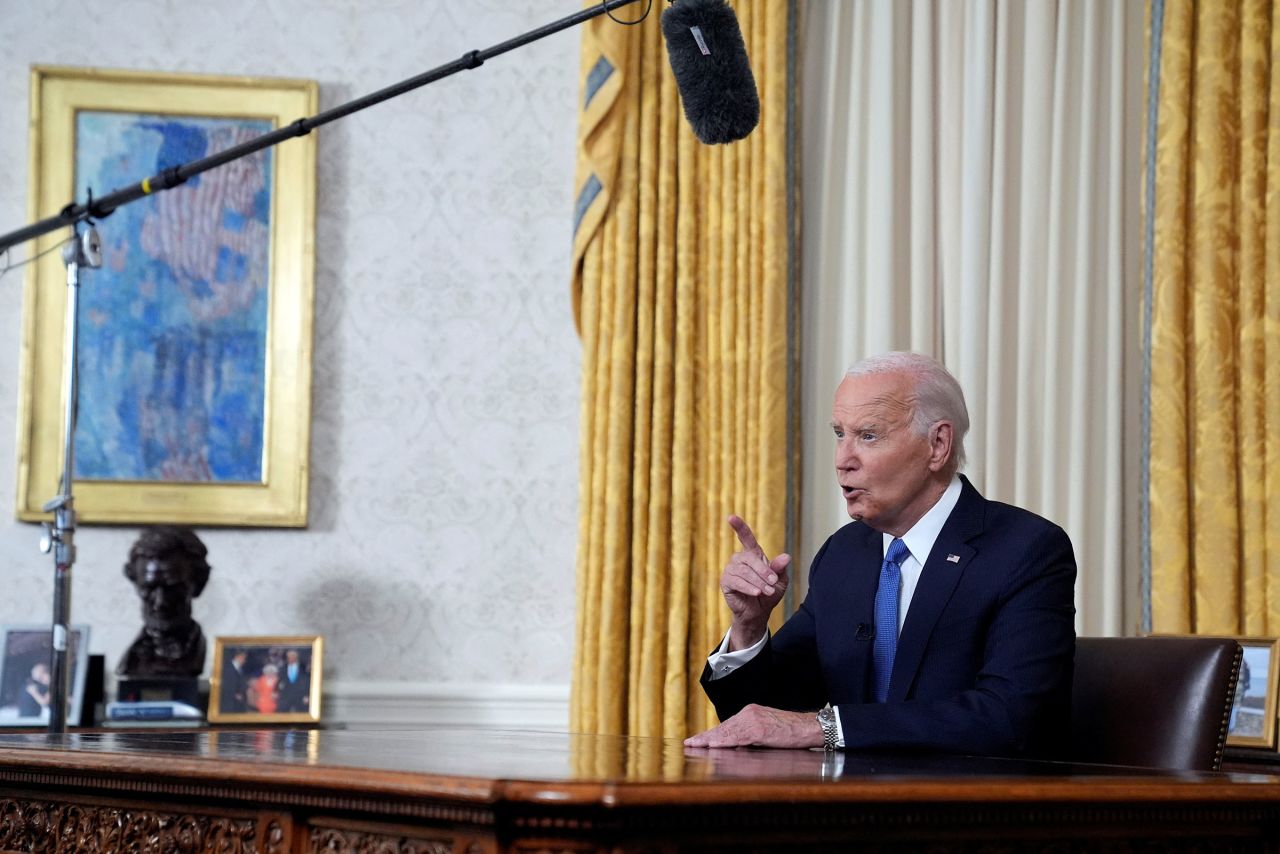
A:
[816,705,839,751]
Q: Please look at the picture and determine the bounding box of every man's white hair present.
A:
[846,351,969,471]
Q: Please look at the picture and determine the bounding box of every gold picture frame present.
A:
[16,66,317,526]
[1226,636,1280,750]
[208,635,322,724]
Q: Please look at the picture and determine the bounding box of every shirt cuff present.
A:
[706,628,769,679]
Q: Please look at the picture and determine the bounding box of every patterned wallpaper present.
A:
[0,0,582,688]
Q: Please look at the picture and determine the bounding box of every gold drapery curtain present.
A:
[569,0,798,738]
[1148,0,1280,632]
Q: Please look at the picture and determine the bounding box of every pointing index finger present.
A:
[727,514,762,554]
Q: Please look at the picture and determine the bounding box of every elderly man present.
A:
[685,352,1076,757]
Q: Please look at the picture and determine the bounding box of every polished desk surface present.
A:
[0,727,1274,807]
[0,729,1278,852]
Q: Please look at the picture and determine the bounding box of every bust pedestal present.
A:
[115,676,204,709]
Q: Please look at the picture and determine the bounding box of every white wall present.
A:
[0,0,582,725]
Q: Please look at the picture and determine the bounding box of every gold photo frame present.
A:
[1226,637,1280,750]
[16,66,317,526]
[208,635,322,724]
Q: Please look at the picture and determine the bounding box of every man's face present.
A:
[831,371,949,536]
[135,557,194,627]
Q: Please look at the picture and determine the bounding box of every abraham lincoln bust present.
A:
[116,527,212,678]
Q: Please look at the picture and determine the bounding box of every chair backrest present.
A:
[1070,636,1241,771]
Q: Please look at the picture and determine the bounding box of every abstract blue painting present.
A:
[72,112,273,483]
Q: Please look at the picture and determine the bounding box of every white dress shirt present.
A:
[706,476,965,746]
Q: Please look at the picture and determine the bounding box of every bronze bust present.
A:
[116,527,212,678]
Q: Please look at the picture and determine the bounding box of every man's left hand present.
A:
[683,703,825,749]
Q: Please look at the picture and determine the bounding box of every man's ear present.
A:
[927,422,953,472]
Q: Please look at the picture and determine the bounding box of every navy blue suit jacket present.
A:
[700,476,1076,758]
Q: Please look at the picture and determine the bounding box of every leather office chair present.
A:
[1070,636,1242,771]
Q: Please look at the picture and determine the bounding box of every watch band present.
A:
[816,705,839,751]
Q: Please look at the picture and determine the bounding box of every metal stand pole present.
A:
[38,226,101,733]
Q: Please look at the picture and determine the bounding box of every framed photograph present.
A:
[0,624,90,726]
[16,66,317,526]
[1227,637,1280,749]
[208,635,322,724]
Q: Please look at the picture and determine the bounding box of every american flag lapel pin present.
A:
[946,554,961,563]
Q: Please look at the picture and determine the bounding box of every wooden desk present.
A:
[0,728,1276,852]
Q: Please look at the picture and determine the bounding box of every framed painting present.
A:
[208,635,322,724]
[16,66,317,526]
[0,624,90,727]
[1226,637,1280,750]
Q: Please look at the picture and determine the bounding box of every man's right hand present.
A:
[720,515,790,651]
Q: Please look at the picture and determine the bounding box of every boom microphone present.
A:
[660,0,760,145]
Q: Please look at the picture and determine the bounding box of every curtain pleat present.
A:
[571,1,797,738]
[1148,0,1279,634]
[1266,3,1280,624]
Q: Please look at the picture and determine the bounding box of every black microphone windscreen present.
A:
[661,0,760,145]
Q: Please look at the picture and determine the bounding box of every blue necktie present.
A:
[873,538,910,703]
